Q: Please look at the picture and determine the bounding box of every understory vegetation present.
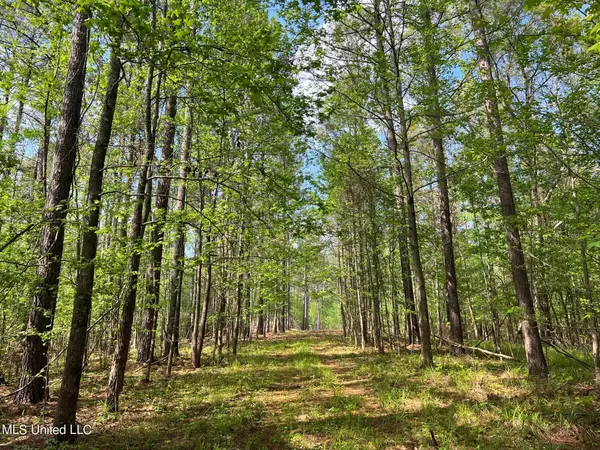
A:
[1,0,600,447]
[2,332,600,449]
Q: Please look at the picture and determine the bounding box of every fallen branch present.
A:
[434,335,518,360]
[132,355,169,374]
[543,339,592,370]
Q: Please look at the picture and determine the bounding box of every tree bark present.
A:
[193,249,212,367]
[422,9,464,354]
[301,266,309,330]
[372,0,419,348]
[53,47,121,436]
[368,197,384,353]
[106,48,161,411]
[377,0,433,362]
[34,89,52,196]
[400,126,433,367]
[578,240,600,381]
[15,10,90,404]
[257,293,265,336]
[191,231,204,367]
[232,226,245,355]
[192,188,216,368]
[137,94,178,364]
[232,270,244,355]
[165,106,192,358]
[469,0,548,376]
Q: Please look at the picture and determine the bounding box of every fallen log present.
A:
[434,334,518,361]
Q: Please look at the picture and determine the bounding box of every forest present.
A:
[0,0,600,448]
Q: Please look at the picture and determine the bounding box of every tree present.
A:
[53,43,122,436]
[468,0,548,377]
[15,9,90,404]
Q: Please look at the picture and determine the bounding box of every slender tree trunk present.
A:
[280,298,286,334]
[369,199,384,353]
[34,90,52,196]
[389,251,400,340]
[579,241,600,381]
[244,273,252,340]
[0,90,8,147]
[9,74,27,187]
[215,275,227,361]
[301,267,309,330]
[351,231,367,350]
[191,230,204,367]
[382,116,419,348]
[532,172,553,340]
[193,250,212,367]
[106,44,161,411]
[315,293,321,331]
[15,10,90,404]
[372,0,419,347]
[138,94,177,365]
[257,293,265,336]
[165,107,191,358]
[377,0,433,366]
[339,248,349,338]
[423,8,464,354]
[232,270,244,355]
[469,0,548,376]
[286,259,291,330]
[53,48,121,435]
[396,102,433,366]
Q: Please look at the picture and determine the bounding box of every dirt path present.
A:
[245,331,414,449]
[313,336,380,411]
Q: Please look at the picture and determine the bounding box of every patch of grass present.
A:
[356,343,600,449]
[1,331,599,449]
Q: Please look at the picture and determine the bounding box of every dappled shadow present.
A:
[3,331,600,449]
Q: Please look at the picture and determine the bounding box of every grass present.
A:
[1,331,599,449]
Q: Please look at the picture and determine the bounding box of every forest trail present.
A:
[3,0,600,447]
[2,331,600,449]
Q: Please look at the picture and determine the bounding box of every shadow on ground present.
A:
[1,330,599,449]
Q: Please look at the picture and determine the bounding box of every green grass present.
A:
[1,331,599,449]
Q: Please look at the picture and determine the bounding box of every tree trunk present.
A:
[369,199,384,353]
[532,170,553,340]
[15,10,90,404]
[579,240,600,381]
[469,0,548,377]
[301,267,309,330]
[138,94,177,365]
[372,0,419,348]
[53,47,121,436]
[401,136,433,367]
[0,90,8,147]
[257,294,265,336]
[389,252,400,341]
[165,106,191,358]
[34,89,52,196]
[191,230,204,367]
[232,270,244,355]
[106,48,161,411]
[192,252,212,367]
[286,255,291,330]
[422,8,464,353]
